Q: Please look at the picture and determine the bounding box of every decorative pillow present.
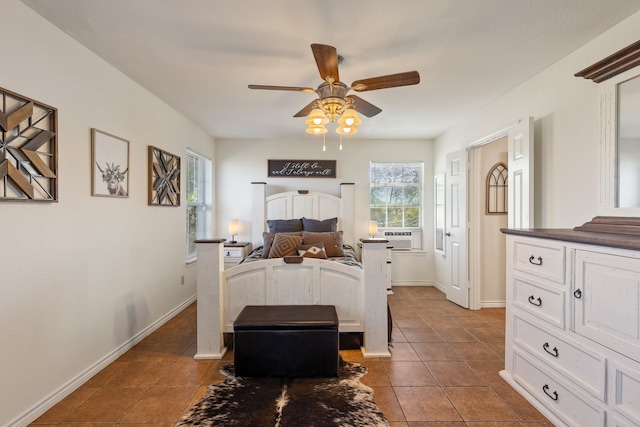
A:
[262,231,302,258]
[302,231,345,258]
[267,219,303,233]
[268,234,304,258]
[296,242,328,259]
[301,217,338,232]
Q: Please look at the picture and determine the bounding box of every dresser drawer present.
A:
[513,278,565,329]
[224,247,244,258]
[513,239,566,284]
[513,314,606,401]
[511,349,606,427]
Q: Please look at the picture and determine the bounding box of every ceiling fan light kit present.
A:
[305,108,329,126]
[305,124,328,135]
[249,43,420,140]
[336,125,357,135]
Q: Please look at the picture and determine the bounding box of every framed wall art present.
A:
[0,86,58,202]
[91,128,129,198]
[268,159,336,178]
[148,145,180,206]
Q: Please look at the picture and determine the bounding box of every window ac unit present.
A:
[382,230,422,250]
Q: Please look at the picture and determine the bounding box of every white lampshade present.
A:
[368,220,378,237]
[228,219,238,236]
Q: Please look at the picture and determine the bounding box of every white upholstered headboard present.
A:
[251,182,355,248]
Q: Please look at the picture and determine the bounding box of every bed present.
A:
[194,182,390,359]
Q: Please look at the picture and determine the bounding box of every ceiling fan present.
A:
[248,43,420,134]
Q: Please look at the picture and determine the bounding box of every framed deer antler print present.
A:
[91,129,129,198]
[148,145,180,206]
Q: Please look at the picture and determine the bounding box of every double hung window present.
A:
[186,149,212,261]
[370,162,422,228]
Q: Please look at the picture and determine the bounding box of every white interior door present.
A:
[508,117,534,228]
[445,148,468,308]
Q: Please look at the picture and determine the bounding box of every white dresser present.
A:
[502,224,640,427]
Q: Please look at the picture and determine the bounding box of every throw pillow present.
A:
[262,231,302,258]
[301,231,345,257]
[268,234,304,258]
[296,242,328,259]
[267,219,303,233]
[301,217,338,232]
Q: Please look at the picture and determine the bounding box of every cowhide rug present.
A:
[176,358,389,427]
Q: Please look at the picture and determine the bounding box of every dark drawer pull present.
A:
[543,384,559,401]
[574,289,582,299]
[543,342,559,357]
[528,295,542,306]
[529,255,543,266]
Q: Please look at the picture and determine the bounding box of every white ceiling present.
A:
[21,0,640,140]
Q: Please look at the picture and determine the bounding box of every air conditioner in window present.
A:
[382,230,422,250]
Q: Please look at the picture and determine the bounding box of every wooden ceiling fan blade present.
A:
[351,70,420,91]
[293,100,317,117]
[347,95,382,118]
[311,43,340,83]
[248,84,315,93]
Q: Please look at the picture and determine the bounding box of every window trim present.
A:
[369,161,423,229]
[185,148,212,263]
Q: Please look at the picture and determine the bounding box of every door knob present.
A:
[445,232,451,237]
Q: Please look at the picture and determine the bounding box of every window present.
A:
[186,149,212,261]
[370,162,422,228]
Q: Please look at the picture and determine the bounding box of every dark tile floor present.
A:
[31,286,552,426]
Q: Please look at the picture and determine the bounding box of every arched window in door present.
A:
[487,162,508,214]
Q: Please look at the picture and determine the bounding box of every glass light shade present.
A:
[306,124,328,134]
[228,219,239,235]
[338,109,362,126]
[336,125,358,135]
[305,108,329,125]
[368,220,378,237]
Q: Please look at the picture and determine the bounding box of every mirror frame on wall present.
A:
[575,40,640,216]
[599,68,640,215]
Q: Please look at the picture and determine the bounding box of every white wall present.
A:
[0,2,214,425]
[432,10,640,294]
[214,137,434,271]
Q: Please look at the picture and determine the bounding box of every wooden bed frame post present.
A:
[340,183,355,246]
[194,239,227,359]
[252,182,267,245]
[360,239,392,358]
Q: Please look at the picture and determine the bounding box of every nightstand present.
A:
[223,241,251,268]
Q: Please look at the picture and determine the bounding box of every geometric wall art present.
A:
[0,86,58,202]
[148,145,180,206]
[91,128,129,198]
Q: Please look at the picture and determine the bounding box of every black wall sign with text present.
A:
[268,160,336,178]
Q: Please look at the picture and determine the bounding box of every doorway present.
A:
[444,117,533,309]
[470,136,508,308]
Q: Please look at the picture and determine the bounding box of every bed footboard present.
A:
[194,239,390,359]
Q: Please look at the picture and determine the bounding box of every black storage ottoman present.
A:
[233,305,339,377]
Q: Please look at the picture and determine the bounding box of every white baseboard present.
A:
[431,281,447,294]
[391,280,433,287]
[480,300,506,308]
[9,295,197,427]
